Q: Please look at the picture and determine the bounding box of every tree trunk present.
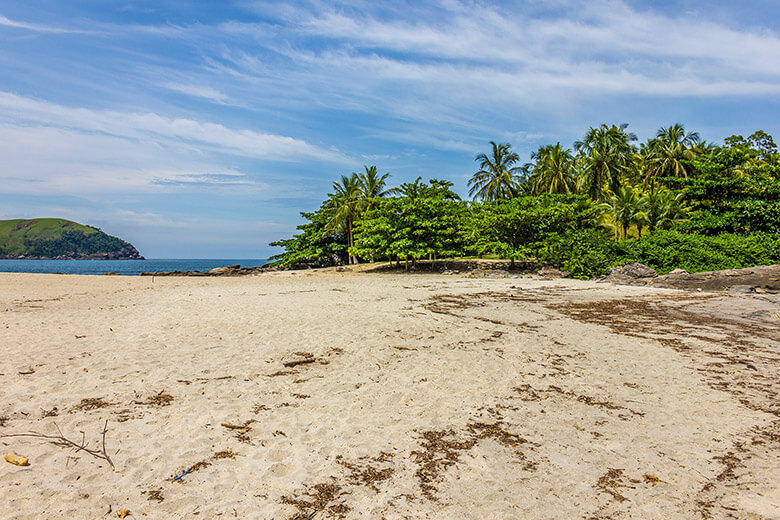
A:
[347,219,355,265]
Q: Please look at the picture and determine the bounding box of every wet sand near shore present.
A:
[1,270,778,519]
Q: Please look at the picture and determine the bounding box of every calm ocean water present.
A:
[0,259,268,276]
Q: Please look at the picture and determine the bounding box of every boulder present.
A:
[609,263,658,279]
[538,266,571,278]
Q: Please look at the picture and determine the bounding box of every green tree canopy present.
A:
[468,141,527,201]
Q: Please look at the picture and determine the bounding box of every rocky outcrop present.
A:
[139,264,279,277]
[602,263,780,293]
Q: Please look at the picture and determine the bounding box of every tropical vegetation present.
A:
[269,126,780,278]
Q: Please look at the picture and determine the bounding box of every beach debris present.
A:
[336,453,395,491]
[136,390,174,407]
[18,367,35,375]
[283,352,317,368]
[143,488,165,502]
[643,473,665,485]
[116,509,132,518]
[221,422,253,443]
[266,370,295,377]
[4,451,30,466]
[174,449,238,483]
[0,420,115,470]
[173,467,193,481]
[281,481,349,520]
[595,468,639,502]
[0,416,8,427]
[41,407,59,418]
[411,429,477,500]
[73,397,111,411]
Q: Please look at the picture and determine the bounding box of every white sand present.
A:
[1,270,778,519]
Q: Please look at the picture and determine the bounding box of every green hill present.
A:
[0,219,143,259]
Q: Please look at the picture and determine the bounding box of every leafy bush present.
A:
[625,231,780,273]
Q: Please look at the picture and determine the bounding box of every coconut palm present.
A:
[356,165,391,210]
[648,123,700,184]
[602,185,646,240]
[575,124,637,200]
[323,174,362,264]
[529,143,576,194]
[642,188,688,234]
[468,141,526,201]
[323,165,391,264]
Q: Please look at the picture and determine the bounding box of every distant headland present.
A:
[0,218,143,260]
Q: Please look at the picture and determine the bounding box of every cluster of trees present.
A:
[269,125,780,277]
[22,229,134,258]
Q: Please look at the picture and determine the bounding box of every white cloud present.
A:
[0,14,91,34]
[158,82,230,103]
[0,92,349,164]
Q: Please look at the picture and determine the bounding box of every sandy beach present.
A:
[1,269,778,519]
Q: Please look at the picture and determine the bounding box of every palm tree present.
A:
[648,123,700,186]
[390,177,425,200]
[575,124,637,200]
[529,143,576,194]
[323,174,362,264]
[324,165,391,265]
[356,165,391,211]
[468,141,526,200]
[642,188,688,234]
[602,185,646,240]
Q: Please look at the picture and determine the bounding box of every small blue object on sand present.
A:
[173,467,193,481]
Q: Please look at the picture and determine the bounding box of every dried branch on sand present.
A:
[0,420,115,470]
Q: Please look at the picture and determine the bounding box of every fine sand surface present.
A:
[1,270,778,519]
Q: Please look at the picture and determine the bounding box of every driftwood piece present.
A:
[282,358,317,368]
[0,420,115,470]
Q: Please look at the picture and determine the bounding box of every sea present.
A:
[0,259,268,276]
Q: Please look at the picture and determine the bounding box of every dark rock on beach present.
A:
[603,263,780,293]
[139,264,279,277]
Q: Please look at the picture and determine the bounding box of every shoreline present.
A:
[1,271,777,518]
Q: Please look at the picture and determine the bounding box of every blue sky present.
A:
[1,1,779,258]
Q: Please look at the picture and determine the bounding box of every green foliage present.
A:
[468,141,527,200]
[470,195,603,267]
[575,123,637,200]
[268,206,348,268]
[669,161,780,234]
[625,231,780,273]
[529,143,576,194]
[270,127,780,278]
[538,228,631,279]
[0,218,133,257]
[353,184,466,266]
[600,185,646,240]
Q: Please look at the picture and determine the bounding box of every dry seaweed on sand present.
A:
[221,421,254,443]
[73,397,111,411]
[142,488,165,502]
[410,429,477,500]
[281,481,349,520]
[173,449,238,483]
[140,390,174,407]
[595,468,639,502]
[335,453,395,491]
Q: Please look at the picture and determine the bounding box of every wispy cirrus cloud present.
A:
[0,92,349,163]
[0,14,93,34]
